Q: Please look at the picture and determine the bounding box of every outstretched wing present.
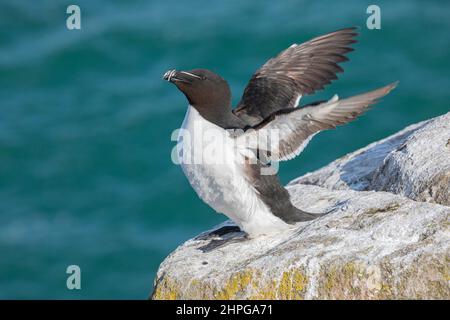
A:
[234,27,358,125]
[236,83,398,161]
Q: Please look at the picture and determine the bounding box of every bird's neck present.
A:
[192,102,246,130]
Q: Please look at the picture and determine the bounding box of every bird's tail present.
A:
[282,204,329,223]
[298,207,329,221]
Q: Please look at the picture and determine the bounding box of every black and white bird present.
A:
[164,27,397,239]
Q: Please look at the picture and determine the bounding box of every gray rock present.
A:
[290,112,450,206]
[152,112,450,300]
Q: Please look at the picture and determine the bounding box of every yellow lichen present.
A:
[325,267,337,292]
[213,268,310,300]
[154,254,450,299]
[277,269,307,299]
[153,268,308,300]
[291,270,308,299]
[215,269,254,300]
[379,283,393,298]
[278,271,292,299]
[322,262,363,298]
[152,276,180,300]
[250,278,277,300]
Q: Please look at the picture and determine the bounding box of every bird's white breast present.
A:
[176,106,292,237]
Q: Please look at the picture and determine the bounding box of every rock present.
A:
[289,112,450,206]
[152,113,450,300]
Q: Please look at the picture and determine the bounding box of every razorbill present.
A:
[163,27,397,239]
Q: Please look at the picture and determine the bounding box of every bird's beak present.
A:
[163,69,178,82]
[163,70,201,84]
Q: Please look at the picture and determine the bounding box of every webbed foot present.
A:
[195,225,242,240]
[198,233,248,252]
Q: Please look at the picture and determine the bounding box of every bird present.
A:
[163,27,397,243]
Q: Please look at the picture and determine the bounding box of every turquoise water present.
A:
[0,0,449,299]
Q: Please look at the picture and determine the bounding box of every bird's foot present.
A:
[198,233,248,253]
[195,225,242,240]
[195,225,247,252]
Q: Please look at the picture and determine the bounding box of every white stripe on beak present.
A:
[179,71,202,79]
[163,69,177,81]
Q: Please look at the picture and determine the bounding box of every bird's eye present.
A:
[201,76,207,80]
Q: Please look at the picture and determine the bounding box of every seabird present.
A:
[163,27,397,242]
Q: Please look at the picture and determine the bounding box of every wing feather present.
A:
[234,27,359,125]
[236,83,398,161]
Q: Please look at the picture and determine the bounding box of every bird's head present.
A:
[163,69,231,110]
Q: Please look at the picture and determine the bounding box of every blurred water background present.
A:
[0,0,448,298]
